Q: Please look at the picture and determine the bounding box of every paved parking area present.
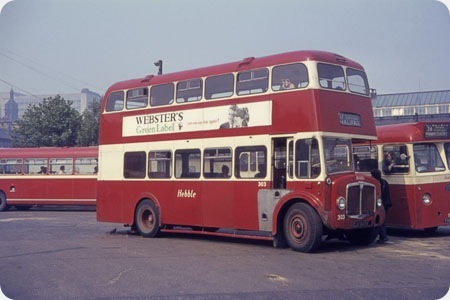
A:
[0,208,449,300]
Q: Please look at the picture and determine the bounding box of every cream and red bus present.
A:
[354,122,450,232]
[0,147,98,211]
[96,50,384,252]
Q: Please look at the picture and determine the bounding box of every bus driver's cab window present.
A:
[295,138,320,179]
[382,145,409,174]
[445,143,450,170]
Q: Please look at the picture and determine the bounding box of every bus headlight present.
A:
[376,197,382,208]
[422,193,432,206]
[337,197,346,210]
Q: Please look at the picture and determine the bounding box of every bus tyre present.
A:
[0,193,7,211]
[135,200,160,238]
[424,226,438,233]
[345,228,377,245]
[283,203,323,252]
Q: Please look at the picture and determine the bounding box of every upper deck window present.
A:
[236,68,268,95]
[176,78,202,103]
[347,68,369,95]
[318,63,346,91]
[205,73,234,100]
[126,88,148,109]
[105,91,124,112]
[150,83,174,107]
[272,63,308,91]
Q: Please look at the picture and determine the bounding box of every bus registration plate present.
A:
[352,221,367,228]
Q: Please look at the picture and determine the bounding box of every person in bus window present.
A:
[38,166,47,174]
[59,165,66,174]
[255,165,266,178]
[382,151,395,173]
[220,165,230,178]
[370,169,392,243]
[280,78,295,90]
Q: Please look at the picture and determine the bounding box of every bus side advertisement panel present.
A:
[122,101,272,138]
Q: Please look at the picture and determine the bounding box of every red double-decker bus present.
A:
[354,122,450,231]
[97,50,384,252]
[0,147,98,211]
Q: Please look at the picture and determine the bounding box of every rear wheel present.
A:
[0,193,7,211]
[134,200,160,238]
[283,203,323,252]
[15,205,32,211]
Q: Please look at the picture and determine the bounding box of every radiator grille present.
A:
[346,183,375,217]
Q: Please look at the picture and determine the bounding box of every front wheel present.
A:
[283,203,323,252]
[134,199,160,238]
[424,226,438,233]
[345,228,377,245]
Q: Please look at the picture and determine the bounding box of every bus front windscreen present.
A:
[323,137,353,174]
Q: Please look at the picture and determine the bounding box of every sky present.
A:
[0,0,450,97]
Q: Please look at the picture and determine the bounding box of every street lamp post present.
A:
[154,60,163,75]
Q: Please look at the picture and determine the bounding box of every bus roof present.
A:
[376,122,450,143]
[105,50,365,92]
[0,147,98,158]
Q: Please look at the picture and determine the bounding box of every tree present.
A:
[77,99,101,146]
[12,95,81,147]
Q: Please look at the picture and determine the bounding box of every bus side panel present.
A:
[200,181,261,230]
[201,181,235,229]
[97,180,264,231]
[388,181,450,229]
[97,181,125,223]
[413,182,450,229]
[161,180,202,227]
[47,177,73,202]
[232,182,262,230]
[5,177,50,205]
[386,183,414,228]
[72,176,97,205]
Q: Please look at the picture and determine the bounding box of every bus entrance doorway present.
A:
[272,137,292,189]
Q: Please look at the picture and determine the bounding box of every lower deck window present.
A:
[235,146,266,178]
[175,149,201,178]
[124,152,146,178]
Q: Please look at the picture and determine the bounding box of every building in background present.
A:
[0,88,101,119]
[371,89,450,125]
[0,88,101,147]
